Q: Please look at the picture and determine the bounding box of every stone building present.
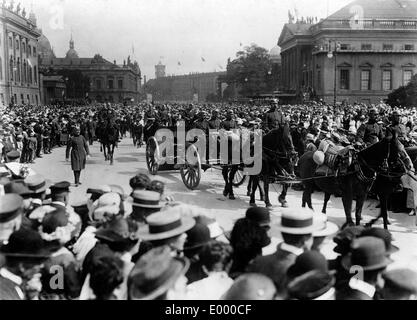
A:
[145,69,226,102]
[278,0,417,104]
[0,3,41,106]
[39,35,142,104]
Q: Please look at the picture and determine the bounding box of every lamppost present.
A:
[327,41,340,106]
[10,61,17,107]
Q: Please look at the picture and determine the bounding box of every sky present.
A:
[20,0,351,80]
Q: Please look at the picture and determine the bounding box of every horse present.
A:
[248,126,298,208]
[298,127,405,229]
[101,118,120,165]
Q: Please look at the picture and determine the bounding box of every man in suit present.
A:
[247,209,319,299]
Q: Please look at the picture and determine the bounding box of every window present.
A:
[16,39,19,51]
[340,69,350,90]
[9,37,12,48]
[108,79,114,89]
[22,43,26,54]
[20,94,24,104]
[28,45,31,56]
[361,70,371,90]
[28,66,32,84]
[35,95,38,105]
[404,70,413,85]
[382,70,392,90]
[34,66,37,84]
[118,79,123,89]
[16,59,20,82]
[317,70,321,90]
[361,44,372,50]
[404,44,415,51]
[340,44,351,50]
[383,44,393,51]
[0,57,2,80]
[96,79,102,89]
[33,47,36,56]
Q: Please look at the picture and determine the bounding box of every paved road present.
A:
[31,137,417,270]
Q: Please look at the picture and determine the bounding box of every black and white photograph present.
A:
[1,0,417,307]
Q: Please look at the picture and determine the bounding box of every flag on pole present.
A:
[201,57,206,62]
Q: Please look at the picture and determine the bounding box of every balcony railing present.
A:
[310,19,417,32]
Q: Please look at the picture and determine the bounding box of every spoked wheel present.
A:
[180,144,202,190]
[232,166,246,187]
[146,137,160,175]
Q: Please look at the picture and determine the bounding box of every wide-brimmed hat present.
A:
[341,236,393,271]
[276,209,321,235]
[130,190,163,209]
[360,228,399,254]
[4,181,33,197]
[24,174,50,194]
[0,194,23,223]
[108,184,127,200]
[287,270,336,300]
[137,205,196,241]
[0,228,55,259]
[313,214,339,238]
[128,246,189,300]
[95,216,139,244]
[382,268,417,295]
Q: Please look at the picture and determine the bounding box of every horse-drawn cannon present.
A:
[145,126,246,190]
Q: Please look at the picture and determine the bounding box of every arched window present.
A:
[34,66,37,84]
[10,57,14,81]
[0,57,2,80]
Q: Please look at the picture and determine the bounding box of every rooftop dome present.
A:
[38,33,56,59]
[269,46,281,62]
[65,35,79,59]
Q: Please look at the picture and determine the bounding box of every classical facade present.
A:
[0,3,41,106]
[278,0,417,104]
[146,69,226,102]
[39,35,142,104]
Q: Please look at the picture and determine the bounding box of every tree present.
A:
[225,44,277,98]
[387,74,417,107]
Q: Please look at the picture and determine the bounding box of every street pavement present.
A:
[31,137,417,270]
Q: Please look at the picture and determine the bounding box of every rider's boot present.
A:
[223,187,229,197]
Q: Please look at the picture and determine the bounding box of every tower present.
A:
[155,61,166,79]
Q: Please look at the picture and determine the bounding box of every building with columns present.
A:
[0,3,41,106]
[278,0,417,104]
[39,34,142,104]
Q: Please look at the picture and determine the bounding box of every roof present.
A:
[40,57,114,67]
[278,23,314,46]
[327,0,417,20]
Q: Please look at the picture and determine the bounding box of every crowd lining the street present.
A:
[1,100,417,300]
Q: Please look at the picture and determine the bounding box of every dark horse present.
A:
[248,126,297,208]
[101,117,120,165]
[298,127,405,229]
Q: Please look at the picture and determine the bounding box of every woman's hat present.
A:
[128,246,189,300]
[95,216,139,244]
[341,236,393,271]
[130,190,163,208]
[0,228,55,259]
[313,214,339,238]
[313,151,325,166]
[276,209,320,235]
[287,270,336,300]
[137,205,196,241]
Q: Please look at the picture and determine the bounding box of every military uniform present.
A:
[264,109,285,131]
[356,121,384,146]
[220,119,237,131]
